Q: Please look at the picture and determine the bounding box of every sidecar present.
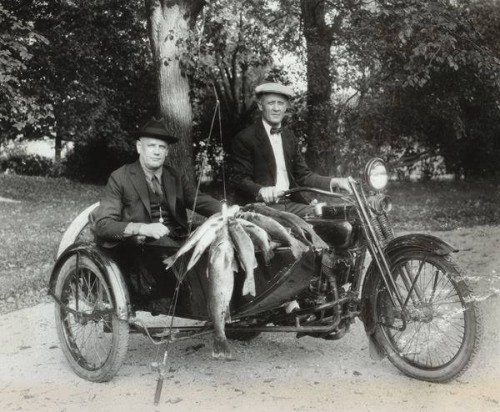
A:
[49,203,324,382]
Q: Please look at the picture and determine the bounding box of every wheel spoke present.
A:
[376,252,476,373]
[59,263,115,370]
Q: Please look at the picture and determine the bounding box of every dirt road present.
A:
[1,226,499,412]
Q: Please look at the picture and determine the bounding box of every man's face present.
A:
[258,93,289,126]
[136,137,168,171]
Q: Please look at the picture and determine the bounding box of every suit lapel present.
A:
[162,167,177,218]
[281,129,294,182]
[129,161,152,218]
[255,120,276,182]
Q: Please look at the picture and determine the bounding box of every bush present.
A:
[0,153,55,176]
[62,137,135,184]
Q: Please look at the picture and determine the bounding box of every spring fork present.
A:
[348,178,405,309]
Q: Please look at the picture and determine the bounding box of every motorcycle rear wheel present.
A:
[54,255,129,382]
[372,251,482,383]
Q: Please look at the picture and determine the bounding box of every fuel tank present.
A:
[306,203,357,249]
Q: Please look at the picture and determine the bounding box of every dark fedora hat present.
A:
[136,118,178,143]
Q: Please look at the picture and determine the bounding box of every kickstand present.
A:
[151,350,168,406]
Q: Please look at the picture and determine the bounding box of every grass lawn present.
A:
[0,173,499,306]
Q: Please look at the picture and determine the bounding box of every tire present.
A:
[54,254,129,382]
[370,251,482,383]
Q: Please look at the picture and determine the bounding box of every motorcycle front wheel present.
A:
[54,254,130,382]
[371,251,482,383]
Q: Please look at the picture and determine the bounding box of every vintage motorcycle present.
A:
[49,158,482,384]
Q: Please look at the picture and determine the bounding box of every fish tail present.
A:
[163,255,175,269]
[242,275,256,296]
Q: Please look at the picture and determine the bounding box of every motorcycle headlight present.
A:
[364,158,388,191]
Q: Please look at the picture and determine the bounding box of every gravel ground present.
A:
[0,225,499,411]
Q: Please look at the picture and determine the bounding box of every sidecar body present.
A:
[49,203,325,381]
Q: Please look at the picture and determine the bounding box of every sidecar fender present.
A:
[49,243,131,321]
[359,233,457,336]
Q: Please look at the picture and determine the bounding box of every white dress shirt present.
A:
[262,120,290,191]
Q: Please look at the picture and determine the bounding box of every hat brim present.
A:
[255,83,293,99]
[136,130,178,144]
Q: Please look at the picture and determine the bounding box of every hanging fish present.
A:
[228,219,257,297]
[238,211,307,259]
[164,214,224,269]
[206,225,235,359]
[245,203,327,248]
[236,218,274,264]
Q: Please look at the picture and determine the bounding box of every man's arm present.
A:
[231,132,264,198]
[93,172,170,241]
[291,142,351,193]
[93,172,130,241]
[291,146,331,191]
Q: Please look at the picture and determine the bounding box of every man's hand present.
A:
[139,223,170,239]
[330,178,353,194]
[258,186,285,203]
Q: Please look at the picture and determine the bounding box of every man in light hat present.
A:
[231,81,351,216]
[92,118,222,311]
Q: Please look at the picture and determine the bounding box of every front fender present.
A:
[360,233,457,335]
[49,243,131,321]
[382,233,457,257]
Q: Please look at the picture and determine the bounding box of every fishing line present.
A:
[215,85,228,202]
[153,86,223,377]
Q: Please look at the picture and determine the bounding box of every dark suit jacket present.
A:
[93,160,221,247]
[231,120,331,204]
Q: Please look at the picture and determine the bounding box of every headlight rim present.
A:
[364,158,389,191]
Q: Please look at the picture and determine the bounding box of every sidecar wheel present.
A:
[54,255,129,382]
[371,251,482,383]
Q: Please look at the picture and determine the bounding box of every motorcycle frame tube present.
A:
[49,243,131,321]
[347,177,406,308]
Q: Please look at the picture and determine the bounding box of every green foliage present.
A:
[0,153,55,176]
[63,135,136,184]
[185,0,294,180]
[337,0,500,178]
[3,0,500,183]
[0,4,52,136]
[4,0,155,179]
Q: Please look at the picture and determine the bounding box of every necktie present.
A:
[270,127,282,135]
[151,175,163,196]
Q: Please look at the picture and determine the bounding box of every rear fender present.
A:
[360,233,457,334]
[49,243,130,321]
[56,202,99,258]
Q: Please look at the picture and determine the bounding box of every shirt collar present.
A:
[140,161,163,183]
[262,119,281,137]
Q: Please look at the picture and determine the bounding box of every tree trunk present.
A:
[54,133,62,162]
[145,0,205,185]
[300,0,337,175]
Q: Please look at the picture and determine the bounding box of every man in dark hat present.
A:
[93,117,221,247]
[231,82,351,216]
[92,118,222,311]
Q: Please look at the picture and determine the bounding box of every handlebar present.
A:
[256,187,352,203]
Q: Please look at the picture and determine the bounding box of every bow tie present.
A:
[270,127,282,135]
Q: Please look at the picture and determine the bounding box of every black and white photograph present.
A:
[1,1,499,411]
